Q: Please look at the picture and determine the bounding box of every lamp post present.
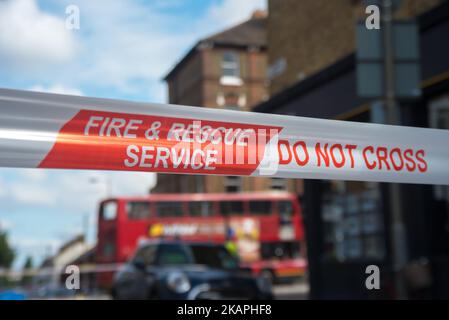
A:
[382,0,408,300]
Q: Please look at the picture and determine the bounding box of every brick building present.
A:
[152,11,301,194]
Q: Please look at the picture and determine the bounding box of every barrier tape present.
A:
[1,88,448,185]
[0,263,123,278]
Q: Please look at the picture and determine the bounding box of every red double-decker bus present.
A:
[96,192,307,287]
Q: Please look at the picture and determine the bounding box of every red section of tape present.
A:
[39,110,282,175]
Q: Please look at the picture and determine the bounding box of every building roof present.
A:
[164,12,267,81]
[202,13,267,48]
[39,234,86,268]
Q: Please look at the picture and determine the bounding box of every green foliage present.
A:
[20,256,33,287]
[21,256,34,287]
[0,231,15,288]
[0,231,15,268]
[23,256,33,269]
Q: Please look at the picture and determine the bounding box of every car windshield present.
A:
[157,244,193,265]
[189,245,239,270]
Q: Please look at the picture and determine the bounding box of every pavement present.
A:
[273,282,309,300]
[26,282,310,300]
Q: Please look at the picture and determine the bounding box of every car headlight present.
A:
[256,276,272,293]
[166,272,191,294]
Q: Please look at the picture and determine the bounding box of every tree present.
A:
[0,231,14,268]
[0,230,15,288]
[21,256,34,287]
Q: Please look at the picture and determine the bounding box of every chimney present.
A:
[251,10,267,19]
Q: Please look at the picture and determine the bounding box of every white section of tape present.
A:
[0,263,123,278]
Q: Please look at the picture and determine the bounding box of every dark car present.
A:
[111,240,273,300]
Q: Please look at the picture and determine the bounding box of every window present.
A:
[188,201,214,217]
[249,201,272,215]
[223,92,244,110]
[321,181,385,262]
[101,201,117,220]
[221,51,239,77]
[134,244,157,266]
[225,176,242,193]
[267,57,287,80]
[156,244,191,265]
[127,201,150,220]
[103,242,115,258]
[278,201,294,225]
[220,201,244,216]
[155,201,184,217]
[190,245,238,270]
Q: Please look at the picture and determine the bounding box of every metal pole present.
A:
[83,213,89,242]
[382,0,408,299]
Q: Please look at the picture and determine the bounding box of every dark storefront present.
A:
[255,3,449,299]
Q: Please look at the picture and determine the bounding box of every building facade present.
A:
[153,11,301,194]
[256,0,449,299]
[267,0,441,95]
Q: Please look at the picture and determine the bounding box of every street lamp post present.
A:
[382,0,408,300]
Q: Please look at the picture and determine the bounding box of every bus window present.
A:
[103,242,116,258]
[278,200,294,225]
[249,201,272,215]
[127,201,151,220]
[101,201,117,220]
[155,201,184,217]
[220,201,244,216]
[188,201,214,217]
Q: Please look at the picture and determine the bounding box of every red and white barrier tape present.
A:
[0,263,123,278]
[1,88,448,185]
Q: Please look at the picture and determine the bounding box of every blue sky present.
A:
[0,0,266,269]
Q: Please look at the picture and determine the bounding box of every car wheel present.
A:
[110,287,118,300]
[110,288,120,300]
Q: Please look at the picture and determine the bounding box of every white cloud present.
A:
[67,0,193,98]
[29,84,83,96]
[0,176,7,198]
[0,219,14,231]
[11,236,60,251]
[11,236,61,268]
[1,169,156,211]
[10,183,56,206]
[0,0,266,102]
[19,169,47,182]
[0,0,77,73]
[0,0,266,267]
